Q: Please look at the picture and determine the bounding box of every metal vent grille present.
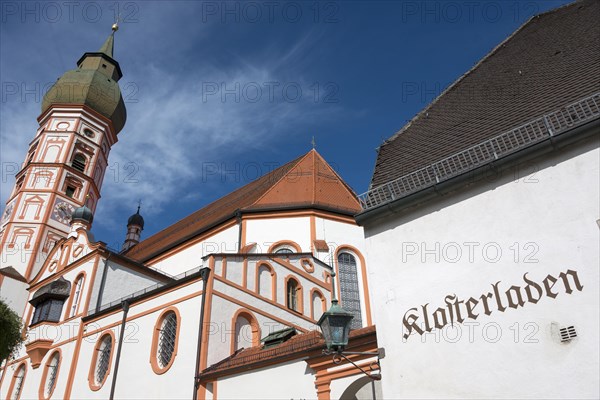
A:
[559,326,577,342]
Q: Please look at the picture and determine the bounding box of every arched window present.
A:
[268,240,301,254]
[89,333,113,390]
[41,351,60,399]
[286,277,302,313]
[338,252,363,329]
[9,364,26,400]
[256,263,276,301]
[232,310,259,353]
[311,289,326,320]
[275,248,293,254]
[71,154,87,172]
[68,274,85,318]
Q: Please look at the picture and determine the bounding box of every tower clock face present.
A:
[51,201,75,225]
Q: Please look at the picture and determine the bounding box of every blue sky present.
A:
[0,0,571,249]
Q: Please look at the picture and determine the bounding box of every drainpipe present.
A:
[193,267,211,400]
[109,300,130,400]
[95,253,111,313]
[235,209,243,251]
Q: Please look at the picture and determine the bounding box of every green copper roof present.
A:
[42,29,126,133]
[98,32,115,58]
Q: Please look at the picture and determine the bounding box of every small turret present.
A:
[122,205,144,251]
[69,205,94,238]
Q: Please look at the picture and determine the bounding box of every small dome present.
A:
[30,277,71,305]
[71,205,94,225]
[128,208,144,228]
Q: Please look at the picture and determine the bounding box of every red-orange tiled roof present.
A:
[126,150,360,262]
[201,326,376,380]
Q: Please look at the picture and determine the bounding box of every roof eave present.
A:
[356,117,600,226]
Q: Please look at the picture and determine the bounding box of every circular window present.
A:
[83,129,95,138]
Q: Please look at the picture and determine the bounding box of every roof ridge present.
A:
[382,0,583,147]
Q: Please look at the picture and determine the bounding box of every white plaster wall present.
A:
[148,225,239,275]
[112,294,201,399]
[330,374,383,400]
[217,360,316,399]
[363,138,600,398]
[0,277,28,316]
[89,260,164,312]
[245,216,310,252]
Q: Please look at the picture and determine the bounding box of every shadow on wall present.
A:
[339,375,383,400]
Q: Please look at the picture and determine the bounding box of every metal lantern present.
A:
[317,299,354,352]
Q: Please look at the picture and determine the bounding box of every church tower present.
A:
[122,205,144,251]
[0,25,127,313]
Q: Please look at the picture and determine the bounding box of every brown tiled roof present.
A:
[370,0,600,189]
[201,326,377,380]
[126,150,360,262]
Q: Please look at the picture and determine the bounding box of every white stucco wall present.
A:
[148,225,239,275]
[363,138,600,398]
[216,360,316,399]
[245,216,311,252]
[88,260,164,313]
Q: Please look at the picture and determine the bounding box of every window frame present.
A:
[268,240,302,254]
[39,350,61,399]
[71,153,87,173]
[230,309,260,354]
[31,299,65,326]
[336,251,364,330]
[255,262,277,302]
[8,363,27,400]
[285,276,303,314]
[88,332,115,391]
[150,308,181,374]
[66,273,85,319]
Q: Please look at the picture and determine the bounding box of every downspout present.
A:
[193,267,211,400]
[95,253,111,313]
[235,209,243,251]
[109,300,130,400]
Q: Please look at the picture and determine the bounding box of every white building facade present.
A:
[357,1,599,398]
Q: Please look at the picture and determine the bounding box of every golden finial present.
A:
[112,12,121,32]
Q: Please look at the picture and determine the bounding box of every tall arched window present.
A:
[257,263,276,301]
[286,277,302,313]
[150,309,180,374]
[311,289,326,320]
[338,252,363,329]
[9,364,26,400]
[40,351,60,399]
[232,310,259,353]
[89,333,113,390]
[71,154,87,172]
[68,274,85,318]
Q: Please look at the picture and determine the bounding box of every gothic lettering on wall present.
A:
[402,270,584,340]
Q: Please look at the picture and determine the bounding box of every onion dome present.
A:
[42,24,127,133]
[71,205,94,225]
[127,205,144,228]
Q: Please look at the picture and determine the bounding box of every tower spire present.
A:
[98,20,119,58]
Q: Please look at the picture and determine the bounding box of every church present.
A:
[0,0,598,399]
